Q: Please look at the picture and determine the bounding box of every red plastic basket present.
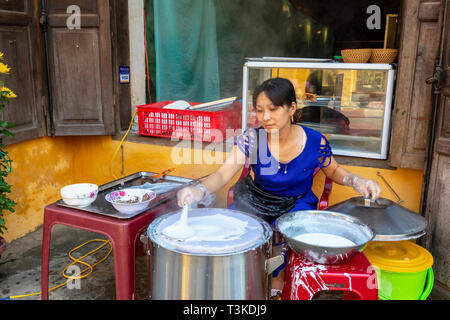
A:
[136,101,242,142]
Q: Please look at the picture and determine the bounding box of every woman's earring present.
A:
[291,115,294,123]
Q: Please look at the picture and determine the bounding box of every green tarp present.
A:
[147,0,334,103]
[153,0,220,103]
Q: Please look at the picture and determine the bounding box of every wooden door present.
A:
[389,0,443,170]
[0,0,46,144]
[45,0,114,135]
[422,0,450,298]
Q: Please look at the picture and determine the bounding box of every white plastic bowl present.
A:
[60,183,98,207]
[105,188,156,215]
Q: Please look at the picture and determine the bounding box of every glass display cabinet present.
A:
[242,57,396,159]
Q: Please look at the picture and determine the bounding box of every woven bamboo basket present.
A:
[341,49,372,63]
[370,49,398,63]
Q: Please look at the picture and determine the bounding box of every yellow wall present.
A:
[3,136,231,242]
[3,135,423,243]
[311,166,423,211]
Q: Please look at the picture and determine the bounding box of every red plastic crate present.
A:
[136,100,242,142]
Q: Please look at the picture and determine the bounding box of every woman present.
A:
[177,77,381,295]
[177,77,381,215]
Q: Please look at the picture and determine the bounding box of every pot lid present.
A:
[148,208,272,255]
[363,241,433,273]
[326,197,428,241]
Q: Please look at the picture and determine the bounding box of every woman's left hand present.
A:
[343,174,382,201]
[361,178,382,201]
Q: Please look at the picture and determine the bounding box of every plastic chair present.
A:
[282,250,379,300]
[227,158,333,210]
[41,199,179,300]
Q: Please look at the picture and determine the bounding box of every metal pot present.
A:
[276,210,376,265]
[147,208,284,300]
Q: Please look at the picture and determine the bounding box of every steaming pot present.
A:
[147,208,282,300]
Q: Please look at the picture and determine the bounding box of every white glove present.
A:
[176,183,215,207]
[343,174,381,201]
[177,186,203,207]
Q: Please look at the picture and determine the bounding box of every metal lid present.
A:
[148,208,272,256]
[326,197,428,241]
[364,241,433,273]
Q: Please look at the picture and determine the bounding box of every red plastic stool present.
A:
[41,200,178,300]
[282,249,378,300]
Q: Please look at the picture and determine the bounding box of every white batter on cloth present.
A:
[293,233,355,247]
[157,210,265,254]
[163,213,249,242]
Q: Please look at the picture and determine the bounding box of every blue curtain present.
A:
[153,0,220,103]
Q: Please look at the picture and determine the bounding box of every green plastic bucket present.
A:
[374,267,434,300]
[364,241,434,300]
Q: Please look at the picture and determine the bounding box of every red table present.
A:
[41,200,179,300]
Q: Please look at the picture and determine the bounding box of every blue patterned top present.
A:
[234,124,332,211]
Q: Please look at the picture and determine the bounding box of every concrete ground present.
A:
[0,224,149,300]
[7,223,442,301]
[0,224,346,301]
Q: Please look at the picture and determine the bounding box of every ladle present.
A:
[162,203,195,240]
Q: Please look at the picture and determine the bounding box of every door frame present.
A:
[420,0,450,300]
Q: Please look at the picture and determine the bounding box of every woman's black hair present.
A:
[252,77,296,109]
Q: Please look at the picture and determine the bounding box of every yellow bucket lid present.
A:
[364,241,433,273]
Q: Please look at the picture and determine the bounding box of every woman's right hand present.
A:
[177,186,204,207]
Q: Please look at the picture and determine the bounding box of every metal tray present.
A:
[248,57,332,62]
[56,172,194,219]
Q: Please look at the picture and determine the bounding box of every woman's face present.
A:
[254,91,296,132]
